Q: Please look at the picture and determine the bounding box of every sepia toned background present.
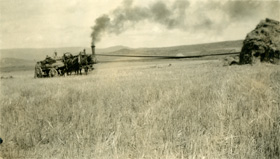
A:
[0,0,279,49]
[0,0,279,159]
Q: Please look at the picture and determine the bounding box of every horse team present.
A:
[63,52,94,75]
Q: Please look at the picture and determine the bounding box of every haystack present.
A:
[239,18,280,64]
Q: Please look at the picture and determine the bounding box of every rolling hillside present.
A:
[0,58,35,72]
[0,40,243,72]
[105,40,242,56]
[96,40,242,62]
[0,46,129,61]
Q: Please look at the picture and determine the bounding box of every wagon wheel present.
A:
[49,68,58,77]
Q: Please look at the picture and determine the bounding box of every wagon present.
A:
[34,57,65,78]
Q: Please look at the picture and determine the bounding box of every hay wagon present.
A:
[34,57,65,78]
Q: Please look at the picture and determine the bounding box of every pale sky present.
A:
[0,0,279,49]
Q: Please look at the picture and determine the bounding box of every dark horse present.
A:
[79,54,94,75]
[65,56,80,75]
[63,53,79,75]
[63,53,92,75]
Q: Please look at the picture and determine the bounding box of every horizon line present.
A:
[0,39,243,50]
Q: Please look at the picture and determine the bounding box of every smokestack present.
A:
[90,43,97,64]
[91,44,95,55]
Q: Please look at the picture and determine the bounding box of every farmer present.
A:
[53,51,60,60]
[34,62,42,78]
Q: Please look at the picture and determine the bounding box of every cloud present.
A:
[91,0,191,44]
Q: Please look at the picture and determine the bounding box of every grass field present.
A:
[0,59,279,158]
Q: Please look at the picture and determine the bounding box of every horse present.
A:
[63,55,80,75]
[63,53,93,75]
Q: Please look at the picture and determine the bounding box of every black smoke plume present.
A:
[91,0,190,44]
[91,0,279,44]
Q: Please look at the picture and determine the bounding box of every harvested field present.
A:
[1,59,279,158]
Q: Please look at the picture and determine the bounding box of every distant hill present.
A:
[0,41,242,61]
[105,40,243,56]
[0,58,34,67]
[95,40,243,62]
[0,58,35,72]
[0,46,129,61]
[98,45,130,53]
[0,45,130,72]
[0,40,243,72]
